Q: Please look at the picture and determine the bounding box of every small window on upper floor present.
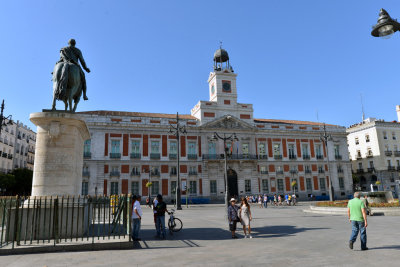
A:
[393,132,397,140]
[355,137,359,145]
[365,135,370,142]
[383,131,387,140]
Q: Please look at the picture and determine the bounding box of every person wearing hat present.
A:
[228,198,240,239]
[131,195,142,241]
[154,194,169,239]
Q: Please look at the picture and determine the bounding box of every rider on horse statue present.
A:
[57,39,90,100]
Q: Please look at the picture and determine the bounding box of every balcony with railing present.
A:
[388,166,395,171]
[2,152,7,158]
[356,154,362,160]
[109,153,121,159]
[83,152,91,159]
[366,152,373,158]
[367,167,375,173]
[290,170,298,174]
[385,151,393,156]
[337,168,344,173]
[151,170,160,176]
[394,151,400,157]
[356,168,364,173]
[318,169,325,174]
[260,170,268,174]
[130,153,141,159]
[274,155,283,160]
[305,169,312,174]
[258,154,268,160]
[397,166,400,171]
[276,170,284,175]
[189,170,198,175]
[202,154,258,160]
[130,170,140,176]
[303,155,310,160]
[27,159,34,164]
[188,154,198,160]
[170,170,177,176]
[289,154,297,160]
[335,155,342,160]
[110,171,120,177]
[82,171,90,177]
[169,153,177,160]
[7,154,12,159]
[316,155,324,160]
[150,153,160,160]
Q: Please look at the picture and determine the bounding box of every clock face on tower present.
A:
[222,81,231,92]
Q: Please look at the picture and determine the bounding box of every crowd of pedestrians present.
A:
[244,193,297,207]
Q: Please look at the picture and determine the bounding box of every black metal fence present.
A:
[0,195,133,249]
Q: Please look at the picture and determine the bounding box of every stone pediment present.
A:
[201,115,256,130]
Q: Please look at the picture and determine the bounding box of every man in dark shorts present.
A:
[228,198,239,239]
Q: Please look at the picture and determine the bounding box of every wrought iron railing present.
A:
[130,153,141,159]
[150,153,160,160]
[109,153,121,159]
[0,195,133,250]
[187,154,197,160]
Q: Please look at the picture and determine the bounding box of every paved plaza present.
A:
[1,203,400,267]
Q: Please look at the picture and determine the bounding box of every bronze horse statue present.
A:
[51,39,90,112]
[51,62,83,112]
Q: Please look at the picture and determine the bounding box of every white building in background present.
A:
[78,47,353,200]
[347,110,400,197]
[0,119,36,174]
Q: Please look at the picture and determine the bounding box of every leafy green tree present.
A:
[11,168,33,195]
[0,173,16,195]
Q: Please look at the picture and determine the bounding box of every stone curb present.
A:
[303,206,400,216]
[0,241,140,255]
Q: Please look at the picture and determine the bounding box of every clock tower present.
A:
[208,47,238,104]
[191,46,253,125]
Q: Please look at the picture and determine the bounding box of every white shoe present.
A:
[244,235,247,238]
[249,235,253,239]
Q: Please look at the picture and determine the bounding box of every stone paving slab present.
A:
[1,204,400,266]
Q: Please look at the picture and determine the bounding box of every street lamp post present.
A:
[320,123,334,201]
[0,99,13,135]
[371,9,400,39]
[210,132,238,213]
[168,112,187,210]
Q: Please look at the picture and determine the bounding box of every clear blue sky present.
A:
[1,0,400,130]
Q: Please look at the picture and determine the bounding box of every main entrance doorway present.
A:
[227,168,238,198]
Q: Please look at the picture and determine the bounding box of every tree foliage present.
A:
[0,168,33,195]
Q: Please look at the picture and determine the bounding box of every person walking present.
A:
[155,194,169,239]
[258,195,262,208]
[228,198,240,239]
[292,193,297,206]
[348,192,368,251]
[239,197,253,238]
[263,194,268,208]
[131,195,142,241]
[152,196,158,230]
[273,194,277,206]
[278,195,282,206]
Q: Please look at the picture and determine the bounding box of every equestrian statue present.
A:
[51,39,90,112]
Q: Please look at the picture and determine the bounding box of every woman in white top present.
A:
[239,197,253,238]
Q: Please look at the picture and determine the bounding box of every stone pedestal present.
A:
[30,112,90,196]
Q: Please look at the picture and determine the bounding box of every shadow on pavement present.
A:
[252,225,329,238]
[369,245,400,250]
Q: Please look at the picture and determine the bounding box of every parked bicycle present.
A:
[168,209,183,234]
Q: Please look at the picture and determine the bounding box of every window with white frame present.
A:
[131,140,140,154]
[188,142,196,155]
[171,181,177,195]
[306,178,312,191]
[319,178,326,191]
[288,144,296,157]
[355,137,359,145]
[151,181,159,195]
[273,144,281,156]
[339,177,345,190]
[170,141,177,155]
[245,180,251,193]
[262,179,269,193]
[259,143,266,155]
[260,166,267,174]
[111,140,120,154]
[277,179,284,192]
[210,180,217,194]
[316,144,322,157]
[393,132,397,140]
[365,134,370,142]
[81,182,88,195]
[84,140,91,154]
[131,182,139,195]
[208,142,216,155]
[383,131,387,139]
[242,143,249,155]
[151,141,160,153]
[302,144,309,156]
[189,181,197,195]
[110,182,119,195]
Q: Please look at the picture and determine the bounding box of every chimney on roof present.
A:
[397,105,400,122]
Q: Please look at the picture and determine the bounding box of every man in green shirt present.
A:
[347,192,368,250]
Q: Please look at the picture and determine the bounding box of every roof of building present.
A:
[79,110,340,127]
[77,110,197,120]
[254,118,338,127]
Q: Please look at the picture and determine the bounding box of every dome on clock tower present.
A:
[213,48,229,63]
